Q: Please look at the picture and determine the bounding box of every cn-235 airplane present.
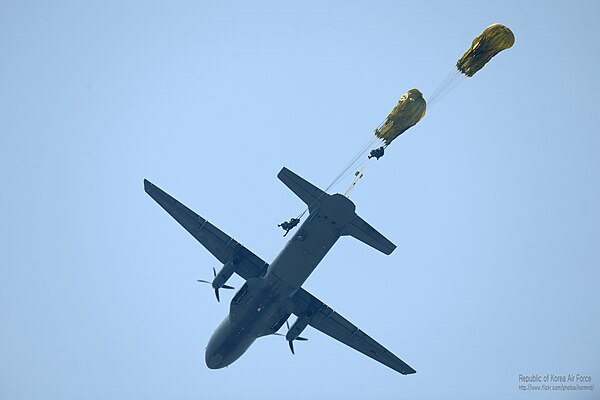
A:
[144,167,415,375]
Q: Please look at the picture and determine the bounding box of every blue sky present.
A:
[1,1,599,399]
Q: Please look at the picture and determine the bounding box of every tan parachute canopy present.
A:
[456,23,515,77]
[375,88,426,145]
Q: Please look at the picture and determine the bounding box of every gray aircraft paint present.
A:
[145,167,415,375]
[206,193,356,368]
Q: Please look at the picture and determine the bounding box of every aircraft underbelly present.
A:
[229,278,293,333]
[268,193,356,290]
[207,195,356,369]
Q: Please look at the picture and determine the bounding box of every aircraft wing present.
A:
[144,179,268,280]
[291,288,416,375]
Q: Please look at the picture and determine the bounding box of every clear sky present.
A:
[1,1,599,399]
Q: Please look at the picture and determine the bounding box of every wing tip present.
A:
[384,243,397,255]
[144,179,153,193]
[277,166,290,179]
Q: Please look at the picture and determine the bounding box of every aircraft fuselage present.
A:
[205,193,356,369]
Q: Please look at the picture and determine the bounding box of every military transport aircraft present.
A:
[144,167,415,375]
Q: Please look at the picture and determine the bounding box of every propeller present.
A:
[277,320,308,355]
[197,267,234,302]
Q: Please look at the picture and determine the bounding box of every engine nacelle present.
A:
[286,314,311,342]
[212,259,237,289]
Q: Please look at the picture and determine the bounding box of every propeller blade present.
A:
[283,320,308,354]
[198,267,234,302]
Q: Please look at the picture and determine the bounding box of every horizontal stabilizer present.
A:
[278,167,395,255]
[342,214,396,255]
[277,167,329,213]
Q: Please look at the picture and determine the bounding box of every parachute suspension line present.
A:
[286,93,407,229]
[328,100,397,188]
[430,73,466,108]
[428,69,464,108]
[342,137,393,198]
[324,134,378,192]
[429,68,459,103]
[296,207,309,221]
[344,158,371,198]
[292,135,382,223]
[285,86,425,230]
[332,138,382,192]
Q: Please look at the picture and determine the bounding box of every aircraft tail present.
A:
[278,167,396,255]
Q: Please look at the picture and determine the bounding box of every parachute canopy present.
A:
[375,88,426,145]
[456,23,515,77]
